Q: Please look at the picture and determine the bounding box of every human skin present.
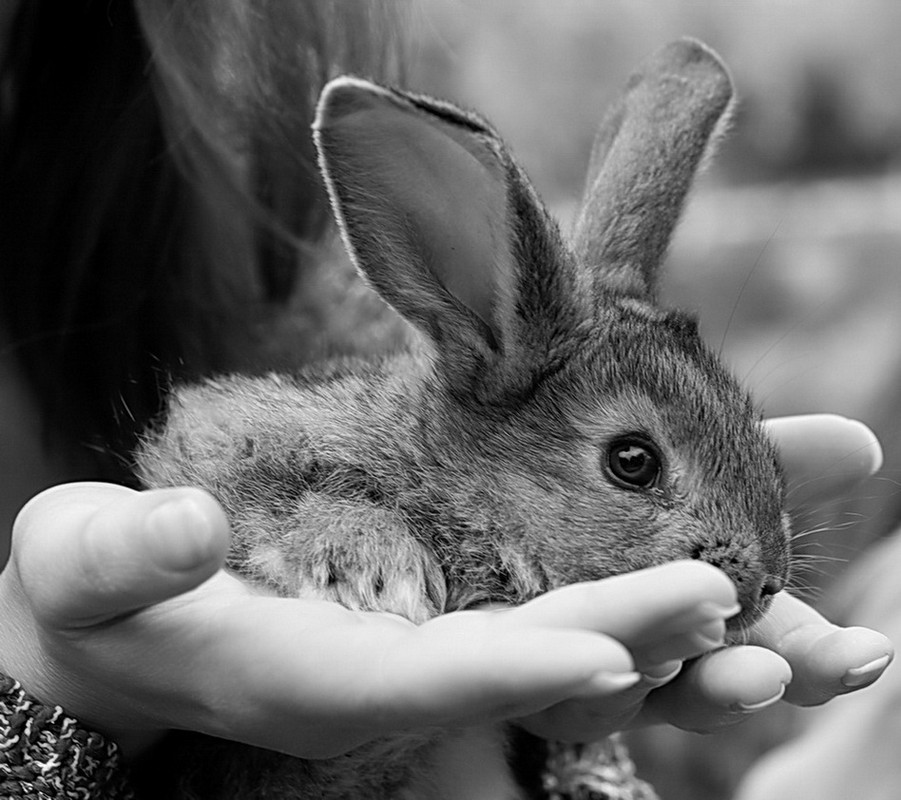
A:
[736,527,901,800]
[0,415,891,760]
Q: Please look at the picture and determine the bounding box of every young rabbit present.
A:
[136,38,790,800]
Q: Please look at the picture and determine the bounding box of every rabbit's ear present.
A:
[572,38,734,299]
[313,78,526,387]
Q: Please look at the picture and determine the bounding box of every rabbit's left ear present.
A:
[314,78,556,396]
[573,38,734,299]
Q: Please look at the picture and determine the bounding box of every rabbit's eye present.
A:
[605,438,661,489]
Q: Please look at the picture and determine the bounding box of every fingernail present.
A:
[736,684,786,712]
[145,498,216,572]
[641,660,683,685]
[585,671,642,694]
[843,655,892,688]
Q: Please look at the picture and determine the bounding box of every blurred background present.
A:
[404,2,901,798]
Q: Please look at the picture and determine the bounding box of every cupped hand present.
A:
[0,414,891,759]
[520,413,892,742]
[647,415,891,732]
[0,483,735,760]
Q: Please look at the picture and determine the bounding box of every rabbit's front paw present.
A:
[245,495,447,623]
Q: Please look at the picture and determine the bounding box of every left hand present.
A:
[0,484,731,760]
[519,414,893,741]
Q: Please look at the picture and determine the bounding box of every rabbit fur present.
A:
[136,38,791,800]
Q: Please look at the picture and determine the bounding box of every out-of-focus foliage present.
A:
[411,0,901,201]
[408,4,901,799]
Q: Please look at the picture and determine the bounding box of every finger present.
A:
[643,645,792,733]
[474,561,742,745]
[517,660,684,743]
[507,561,738,666]
[190,601,640,758]
[381,612,640,727]
[13,482,230,627]
[764,415,882,508]
[749,591,893,705]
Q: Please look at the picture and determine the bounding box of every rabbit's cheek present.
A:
[519,496,668,590]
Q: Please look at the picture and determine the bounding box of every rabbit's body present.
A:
[137,39,790,799]
[142,309,785,628]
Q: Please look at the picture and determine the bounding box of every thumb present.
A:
[12,482,230,628]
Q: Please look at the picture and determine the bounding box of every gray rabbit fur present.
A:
[136,38,790,800]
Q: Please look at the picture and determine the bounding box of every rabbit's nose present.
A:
[760,575,785,597]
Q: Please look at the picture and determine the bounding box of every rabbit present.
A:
[135,38,791,800]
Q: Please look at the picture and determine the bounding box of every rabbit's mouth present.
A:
[722,572,787,641]
[724,597,775,642]
[685,521,790,637]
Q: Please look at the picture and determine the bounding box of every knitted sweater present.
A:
[0,673,657,799]
[0,675,134,799]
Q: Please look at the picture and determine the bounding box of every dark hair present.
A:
[0,0,404,481]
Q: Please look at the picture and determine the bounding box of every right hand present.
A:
[0,482,730,760]
[518,415,892,742]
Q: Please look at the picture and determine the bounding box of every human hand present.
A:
[647,415,892,730]
[735,528,901,800]
[518,414,892,741]
[0,483,736,760]
[0,416,889,759]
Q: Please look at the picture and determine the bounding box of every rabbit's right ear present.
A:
[313,79,528,394]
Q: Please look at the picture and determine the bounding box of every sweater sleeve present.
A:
[543,736,660,800]
[0,674,135,799]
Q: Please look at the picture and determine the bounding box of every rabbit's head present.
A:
[313,39,789,629]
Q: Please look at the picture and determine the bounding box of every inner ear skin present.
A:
[315,78,522,371]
